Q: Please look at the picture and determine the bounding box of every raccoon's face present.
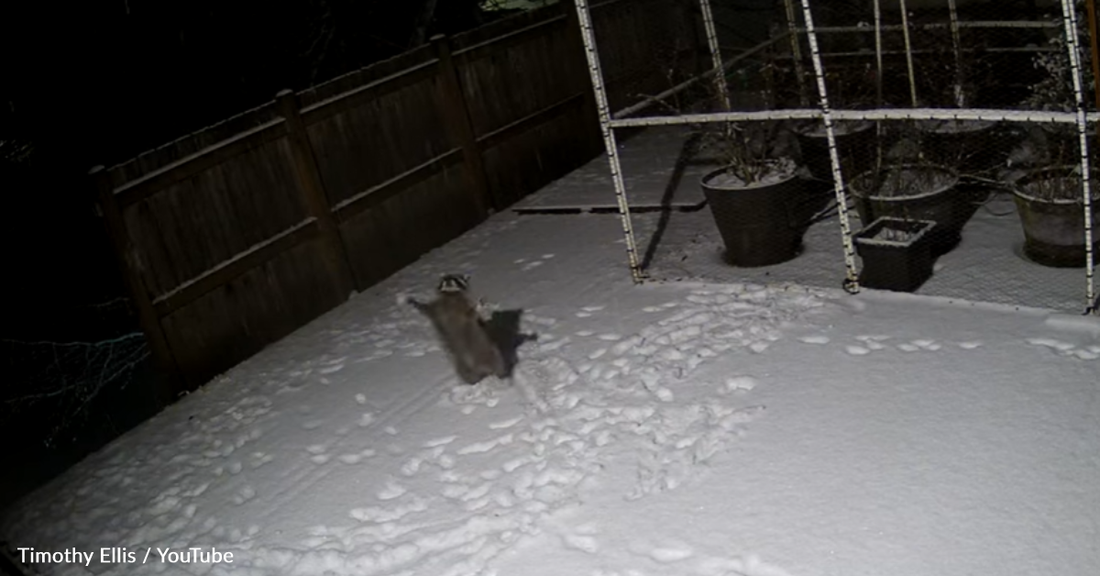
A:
[438,274,471,294]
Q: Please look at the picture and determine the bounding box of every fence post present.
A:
[276,89,359,294]
[91,166,182,401]
[432,34,495,216]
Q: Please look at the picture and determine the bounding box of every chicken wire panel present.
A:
[588,1,1093,119]
[771,2,1090,113]
[576,0,1097,311]
[634,116,1097,313]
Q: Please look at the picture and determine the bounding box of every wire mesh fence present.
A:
[577,0,1099,314]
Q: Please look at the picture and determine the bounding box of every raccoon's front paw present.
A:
[476,298,501,315]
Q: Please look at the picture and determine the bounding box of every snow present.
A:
[3,202,1100,576]
[703,158,798,189]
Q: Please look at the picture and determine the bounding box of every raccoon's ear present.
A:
[460,273,471,283]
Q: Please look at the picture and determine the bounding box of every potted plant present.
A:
[854,216,938,292]
[1013,166,1100,267]
[850,163,964,255]
[698,121,812,267]
[1020,1,1097,167]
[916,119,1007,174]
[794,119,877,182]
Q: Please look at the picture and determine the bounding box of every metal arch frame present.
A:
[1057,0,1097,313]
[571,0,1098,314]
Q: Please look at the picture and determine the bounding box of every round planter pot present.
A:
[795,120,876,182]
[850,164,963,255]
[918,119,1005,173]
[701,167,806,267]
[1013,167,1100,267]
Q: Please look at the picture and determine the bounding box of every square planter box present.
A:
[854,217,937,292]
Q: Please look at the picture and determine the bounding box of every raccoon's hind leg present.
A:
[454,356,486,385]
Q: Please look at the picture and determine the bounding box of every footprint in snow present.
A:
[489,416,525,430]
[422,435,457,448]
[250,452,275,469]
[318,362,344,375]
[1071,348,1100,360]
[561,533,600,554]
[232,485,257,505]
[723,376,758,393]
[855,335,891,342]
[845,345,871,356]
[630,540,694,563]
[912,339,942,351]
[799,334,830,345]
[339,449,376,465]
[1026,337,1076,351]
[377,480,407,500]
[339,452,365,465]
[958,341,983,350]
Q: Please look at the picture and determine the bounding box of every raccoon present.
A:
[408,274,508,385]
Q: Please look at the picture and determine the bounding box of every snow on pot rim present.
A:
[1015,167,1100,205]
[856,217,936,247]
[702,158,800,190]
[917,119,996,134]
[795,120,874,137]
[850,164,959,203]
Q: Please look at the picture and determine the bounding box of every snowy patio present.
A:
[3,181,1099,575]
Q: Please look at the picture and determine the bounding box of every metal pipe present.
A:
[948,0,965,107]
[874,0,884,108]
[783,0,810,106]
[611,34,790,119]
[572,0,644,283]
[792,20,1060,34]
[1057,0,1097,313]
[898,0,919,106]
[798,0,860,293]
[698,0,730,111]
[607,107,1095,128]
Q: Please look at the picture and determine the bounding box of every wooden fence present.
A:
[93,0,698,390]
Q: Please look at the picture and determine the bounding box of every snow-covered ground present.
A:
[3,209,1099,576]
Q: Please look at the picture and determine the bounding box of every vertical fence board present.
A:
[161,237,344,387]
[277,90,357,294]
[433,34,493,215]
[306,80,454,208]
[92,167,181,399]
